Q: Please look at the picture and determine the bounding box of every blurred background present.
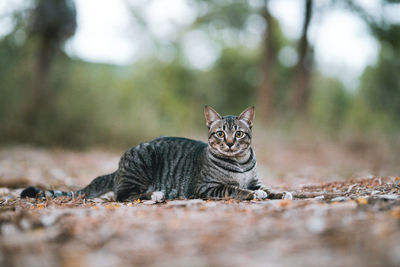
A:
[2,3,400,266]
[0,0,400,177]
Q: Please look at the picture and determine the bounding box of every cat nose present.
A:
[226,138,234,148]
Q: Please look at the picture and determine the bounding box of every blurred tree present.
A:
[344,0,400,128]
[23,0,76,131]
[257,0,279,121]
[361,25,400,125]
[1,0,399,147]
[289,0,313,115]
[192,0,253,30]
[309,74,351,132]
[208,48,259,114]
[190,0,288,121]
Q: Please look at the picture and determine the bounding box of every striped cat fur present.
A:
[21,106,270,201]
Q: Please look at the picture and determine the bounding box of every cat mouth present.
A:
[219,147,240,156]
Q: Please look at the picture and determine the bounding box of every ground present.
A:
[0,139,400,267]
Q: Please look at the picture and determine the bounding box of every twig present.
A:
[266,190,345,200]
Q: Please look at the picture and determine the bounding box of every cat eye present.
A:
[215,131,225,138]
[235,131,244,138]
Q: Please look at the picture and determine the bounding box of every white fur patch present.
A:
[151,191,165,202]
[282,191,293,200]
[253,189,268,200]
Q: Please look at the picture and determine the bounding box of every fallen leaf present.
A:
[356,198,368,205]
[391,209,400,219]
[199,205,207,211]
[279,199,291,207]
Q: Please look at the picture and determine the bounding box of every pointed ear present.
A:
[239,106,255,127]
[204,106,222,128]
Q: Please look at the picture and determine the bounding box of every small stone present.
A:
[0,187,10,196]
[20,219,31,230]
[330,196,348,202]
[306,216,326,234]
[347,184,357,193]
[142,200,156,205]
[41,214,59,227]
[167,199,205,207]
[1,223,18,235]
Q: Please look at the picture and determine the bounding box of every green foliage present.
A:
[201,47,260,114]
[1,0,400,147]
[192,0,253,30]
[346,25,400,133]
[309,74,351,132]
[361,37,400,125]
[31,0,76,42]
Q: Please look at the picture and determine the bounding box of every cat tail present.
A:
[20,171,117,199]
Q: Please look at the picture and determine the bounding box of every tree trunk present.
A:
[290,0,313,114]
[257,0,278,121]
[23,37,55,129]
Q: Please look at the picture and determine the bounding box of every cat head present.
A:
[204,106,255,158]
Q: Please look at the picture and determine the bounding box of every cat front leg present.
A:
[247,179,271,192]
[121,191,165,202]
[196,183,267,200]
[255,185,286,199]
[253,189,268,199]
[247,180,293,200]
[247,179,282,197]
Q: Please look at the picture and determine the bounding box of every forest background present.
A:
[1,2,400,265]
[0,0,399,156]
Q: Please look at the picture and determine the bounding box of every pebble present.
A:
[330,196,349,202]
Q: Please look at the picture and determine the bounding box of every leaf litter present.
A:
[0,147,400,267]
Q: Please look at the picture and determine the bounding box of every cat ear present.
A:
[239,106,255,127]
[204,106,222,128]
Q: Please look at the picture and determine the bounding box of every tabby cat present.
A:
[21,106,271,201]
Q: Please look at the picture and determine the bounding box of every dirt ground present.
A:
[0,140,400,267]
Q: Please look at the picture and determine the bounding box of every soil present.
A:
[0,144,399,267]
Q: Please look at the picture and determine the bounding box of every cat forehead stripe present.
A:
[223,116,237,129]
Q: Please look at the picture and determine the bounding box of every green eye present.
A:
[216,131,225,138]
[235,131,244,138]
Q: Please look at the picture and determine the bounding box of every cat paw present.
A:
[151,191,165,202]
[259,186,272,194]
[282,191,293,200]
[253,189,268,200]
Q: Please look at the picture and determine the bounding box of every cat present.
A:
[21,106,272,202]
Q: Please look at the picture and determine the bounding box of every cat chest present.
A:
[235,170,257,188]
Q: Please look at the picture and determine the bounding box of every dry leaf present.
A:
[279,199,292,207]
[391,209,400,219]
[356,198,368,205]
